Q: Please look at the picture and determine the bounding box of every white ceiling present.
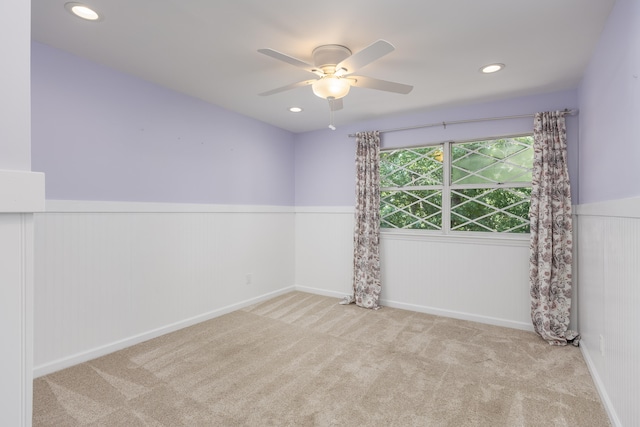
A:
[31,0,615,133]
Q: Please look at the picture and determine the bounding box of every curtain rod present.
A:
[347,109,578,138]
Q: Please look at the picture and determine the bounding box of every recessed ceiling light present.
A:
[288,107,303,113]
[480,63,505,74]
[65,2,101,21]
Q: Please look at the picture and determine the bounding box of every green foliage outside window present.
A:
[380,136,533,233]
[381,189,442,230]
[380,147,443,187]
[450,188,532,232]
[451,137,533,185]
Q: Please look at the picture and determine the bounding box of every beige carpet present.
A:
[33,291,609,426]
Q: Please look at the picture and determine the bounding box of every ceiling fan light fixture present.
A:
[312,76,351,100]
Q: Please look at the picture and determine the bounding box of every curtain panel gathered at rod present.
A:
[341,131,382,309]
[529,111,579,346]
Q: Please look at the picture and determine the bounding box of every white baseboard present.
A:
[295,285,534,332]
[381,298,534,331]
[294,285,351,300]
[33,286,295,378]
[580,343,620,427]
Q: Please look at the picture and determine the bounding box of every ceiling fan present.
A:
[257,40,413,115]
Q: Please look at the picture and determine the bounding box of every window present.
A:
[380,135,534,234]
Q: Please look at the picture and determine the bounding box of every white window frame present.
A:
[380,133,533,242]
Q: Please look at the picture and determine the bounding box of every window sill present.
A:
[380,229,530,247]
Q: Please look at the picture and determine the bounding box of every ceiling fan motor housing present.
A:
[312,44,352,72]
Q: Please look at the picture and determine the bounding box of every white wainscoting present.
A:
[294,207,533,331]
[380,233,531,330]
[0,214,35,427]
[33,201,295,377]
[294,207,356,298]
[0,170,44,426]
[576,197,640,427]
[36,202,593,382]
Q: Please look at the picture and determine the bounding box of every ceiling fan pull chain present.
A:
[328,99,336,130]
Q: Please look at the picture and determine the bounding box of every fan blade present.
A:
[348,75,413,94]
[328,98,343,111]
[335,40,395,75]
[258,79,317,96]
[258,48,321,75]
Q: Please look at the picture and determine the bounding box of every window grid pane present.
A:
[380,146,444,188]
[451,137,533,185]
[380,135,533,234]
[381,190,442,230]
[450,188,531,233]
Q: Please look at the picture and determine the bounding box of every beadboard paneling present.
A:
[0,214,34,427]
[295,209,532,330]
[294,208,355,297]
[34,205,295,376]
[577,197,640,427]
[380,234,531,329]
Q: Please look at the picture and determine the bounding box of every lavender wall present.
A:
[294,90,579,206]
[32,40,583,208]
[31,42,295,206]
[578,0,640,204]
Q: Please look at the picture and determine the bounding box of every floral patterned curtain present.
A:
[529,111,579,346]
[342,131,382,309]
